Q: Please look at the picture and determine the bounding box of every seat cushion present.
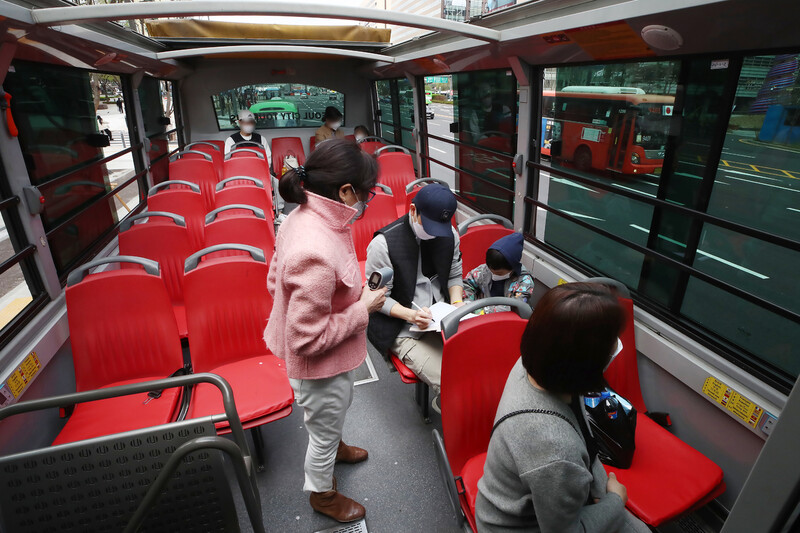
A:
[189,354,294,424]
[52,376,182,446]
[604,415,725,526]
[460,452,487,515]
[390,352,420,384]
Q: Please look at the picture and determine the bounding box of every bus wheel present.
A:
[574,146,592,171]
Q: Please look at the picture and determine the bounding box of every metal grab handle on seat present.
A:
[405,177,448,193]
[205,204,265,224]
[120,211,186,232]
[185,141,221,152]
[232,141,263,150]
[373,183,393,195]
[583,277,631,298]
[216,176,264,191]
[441,297,532,340]
[457,214,513,236]
[374,144,411,156]
[66,256,159,286]
[358,136,384,144]
[170,150,212,162]
[225,148,264,160]
[148,180,200,196]
[185,244,265,272]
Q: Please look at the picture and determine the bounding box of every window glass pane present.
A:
[376,80,394,125]
[427,160,456,190]
[5,62,132,184]
[211,84,344,130]
[397,78,415,133]
[139,77,169,138]
[0,263,34,331]
[424,75,457,173]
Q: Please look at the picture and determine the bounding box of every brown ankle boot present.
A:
[309,490,366,523]
[336,440,368,464]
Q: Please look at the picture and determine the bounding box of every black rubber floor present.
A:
[238,343,465,533]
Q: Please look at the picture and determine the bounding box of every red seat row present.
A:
[56,250,293,470]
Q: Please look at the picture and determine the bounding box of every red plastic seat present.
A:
[309,135,316,152]
[55,257,185,445]
[586,277,726,526]
[186,141,223,180]
[203,205,276,261]
[391,353,420,384]
[202,139,226,152]
[148,181,206,251]
[358,136,387,155]
[222,153,271,182]
[118,212,194,339]
[215,176,274,216]
[376,146,416,216]
[271,137,306,178]
[457,214,515,273]
[434,299,532,532]
[168,151,217,212]
[345,134,356,142]
[183,246,294,432]
[404,178,457,229]
[351,184,398,263]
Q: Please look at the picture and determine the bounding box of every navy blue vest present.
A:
[230,132,263,146]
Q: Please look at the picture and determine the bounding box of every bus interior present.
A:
[0,0,798,532]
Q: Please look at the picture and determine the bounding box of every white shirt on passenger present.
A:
[223,132,272,165]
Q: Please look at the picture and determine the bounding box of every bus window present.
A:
[423,75,457,189]
[211,84,344,130]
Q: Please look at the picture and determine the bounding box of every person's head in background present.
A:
[354,125,371,142]
[485,233,524,280]
[237,109,257,136]
[520,282,624,396]
[477,83,494,111]
[279,138,377,217]
[323,106,343,131]
[408,184,457,240]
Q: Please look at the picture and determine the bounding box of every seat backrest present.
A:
[458,215,515,273]
[203,139,226,152]
[222,154,270,182]
[186,141,224,179]
[271,137,306,177]
[216,178,274,216]
[377,151,416,215]
[440,300,531,476]
[351,187,398,261]
[183,247,273,370]
[309,135,316,152]
[359,139,386,155]
[204,209,276,261]
[65,257,183,391]
[168,158,217,212]
[404,178,456,228]
[118,213,194,308]
[148,181,206,251]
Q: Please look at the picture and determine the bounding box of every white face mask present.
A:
[330,121,342,131]
[491,272,511,282]
[241,124,255,135]
[604,338,624,372]
[355,133,366,141]
[411,218,436,241]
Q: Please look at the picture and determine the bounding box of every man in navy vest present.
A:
[224,109,271,161]
[365,184,464,396]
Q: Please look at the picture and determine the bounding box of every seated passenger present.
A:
[365,184,463,394]
[476,282,649,533]
[224,109,272,162]
[463,232,534,312]
[315,106,346,143]
[354,125,371,142]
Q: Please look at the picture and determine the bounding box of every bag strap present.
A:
[491,408,580,439]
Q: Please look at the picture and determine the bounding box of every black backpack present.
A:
[583,389,637,469]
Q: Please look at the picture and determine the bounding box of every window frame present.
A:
[523,52,800,394]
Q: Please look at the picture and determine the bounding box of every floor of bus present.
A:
[235,342,464,533]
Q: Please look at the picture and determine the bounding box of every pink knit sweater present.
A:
[264,192,369,380]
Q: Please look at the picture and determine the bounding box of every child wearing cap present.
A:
[224,109,270,157]
[463,233,534,313]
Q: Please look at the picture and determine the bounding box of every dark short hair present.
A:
[324,106,343,121]
[279,139,377,204]
[520,282,624,395]
[486,249,512,271]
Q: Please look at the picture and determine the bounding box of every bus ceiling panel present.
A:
[157,45,395,64]
[30,1,502,43]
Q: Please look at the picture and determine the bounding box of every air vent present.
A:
[314,519,369,533]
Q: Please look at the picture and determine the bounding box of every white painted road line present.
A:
[429,146,447,154]
[561,210,605,222]
[724,175,799,193]
[551,177,595,192]
[629,224,769,279]
[613,183,657,198]
[722,169,782,182]
[788,207,800,213]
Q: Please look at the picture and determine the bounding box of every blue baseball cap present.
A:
[412,184,457,237]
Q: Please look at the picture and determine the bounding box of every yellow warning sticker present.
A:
[4,352,42,399]
[557,278,568,286]
[703,377,764,428]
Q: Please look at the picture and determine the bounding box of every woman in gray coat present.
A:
[476,282,649,533]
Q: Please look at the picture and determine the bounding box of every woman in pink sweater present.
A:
[265,139,386,523]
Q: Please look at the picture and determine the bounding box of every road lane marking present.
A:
[788,207,800,213]
[429,146,446,154]
[551,177,595,192]
[724,175,800,193]
[676,172,702,180]
[628,224,769,279]
[612,183,657,197]
[722,169,781,182]
[562,210,605,221]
